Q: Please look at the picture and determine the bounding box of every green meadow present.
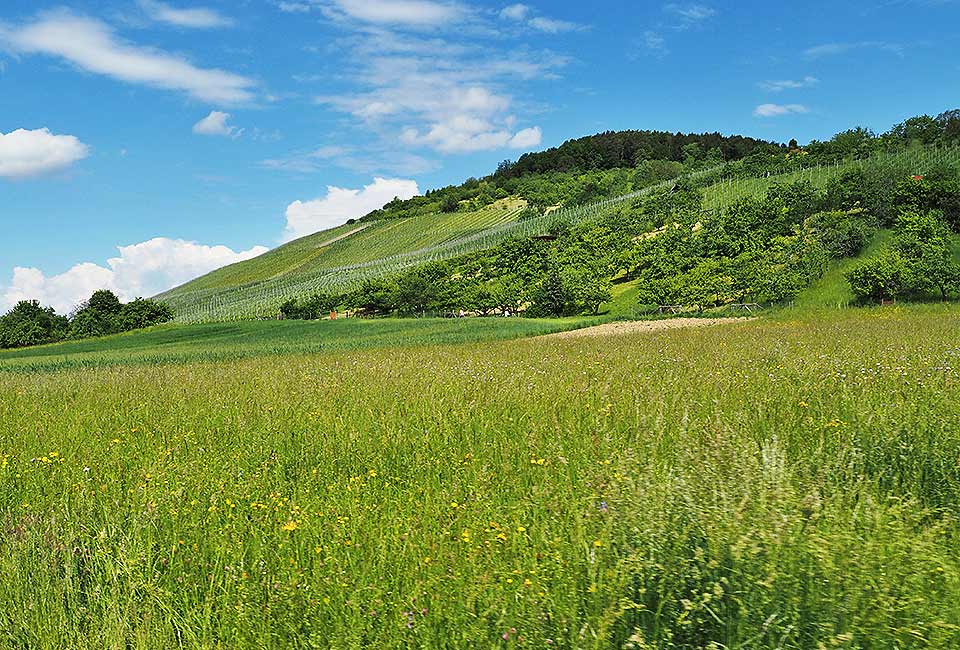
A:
[1,305,959,648]
[0,316,598,373]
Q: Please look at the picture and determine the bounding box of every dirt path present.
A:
[315,224,370,248]
[545,317,754,340]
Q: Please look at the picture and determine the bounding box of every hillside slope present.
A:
[159,144,960,324]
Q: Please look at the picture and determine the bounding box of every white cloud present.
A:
[0,10,256,104]
[192,111,243,138]
[499,4,530,20]
[0,128,90,179]
[283,177,419,241]
[325,0,465,26]
[760,76,819,92]
[400,115,541,154]
[753,103,809,118]
[315,36,558,154]
[1,238,268,314]
[138,0,234,29]
[509,126,541,149]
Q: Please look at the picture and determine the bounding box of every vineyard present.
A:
[159,146,960,323]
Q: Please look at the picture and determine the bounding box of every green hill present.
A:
[159,144,959,323]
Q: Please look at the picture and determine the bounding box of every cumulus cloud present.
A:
[509,126,542,149]
[759,76,819,92]
[192,111,243,138]
[283,177,419,241]
[0,10,256,104]
[138,0,234,29]
[753,103,809,118]
[1,238,268,314]
[0,128,90,179]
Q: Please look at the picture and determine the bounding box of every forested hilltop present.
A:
[363,128,776,222]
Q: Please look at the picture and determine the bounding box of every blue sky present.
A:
[1,0,958,312]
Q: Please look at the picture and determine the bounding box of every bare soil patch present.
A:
[545,317,754,340]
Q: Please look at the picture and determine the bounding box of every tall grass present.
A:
[0,307,959,648]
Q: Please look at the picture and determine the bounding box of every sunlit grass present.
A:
[1,307,959,647]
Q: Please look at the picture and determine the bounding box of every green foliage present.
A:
[117,298,175,331]
[496,128,774,178]
[279,293,340,320]
[846,252,908,302]
[0,300,68,349]
[0,291,174,350]
[806,208,875,258]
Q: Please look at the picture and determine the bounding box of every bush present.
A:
[806,209,875,259]
[846,253,908,302]
[0,300,68,349]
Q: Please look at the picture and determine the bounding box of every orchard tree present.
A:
[846,253,908,302]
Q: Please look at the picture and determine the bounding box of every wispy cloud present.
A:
[137,0,234,29]
[804,41,904,59]
[664,3,717,25]
[0,9,257,104]
[759,76,819,92]
[261,145,438,176]
[640,30,669,56]
[499,4,585,34]
[754,103,809,118]
[307,22,564,154]
[279,0,467,27]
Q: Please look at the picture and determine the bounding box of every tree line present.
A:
[0,290,173,349]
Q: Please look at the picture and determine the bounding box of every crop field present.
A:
[0,316,600,374]
[157,199,527,317]
[702,145,960,210]
[1,305,959,648]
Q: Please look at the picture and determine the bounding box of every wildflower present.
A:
[593,540,603,547]
[281,520,299,532]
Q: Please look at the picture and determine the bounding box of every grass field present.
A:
[0,316,600,373]
[2,305,959,648]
